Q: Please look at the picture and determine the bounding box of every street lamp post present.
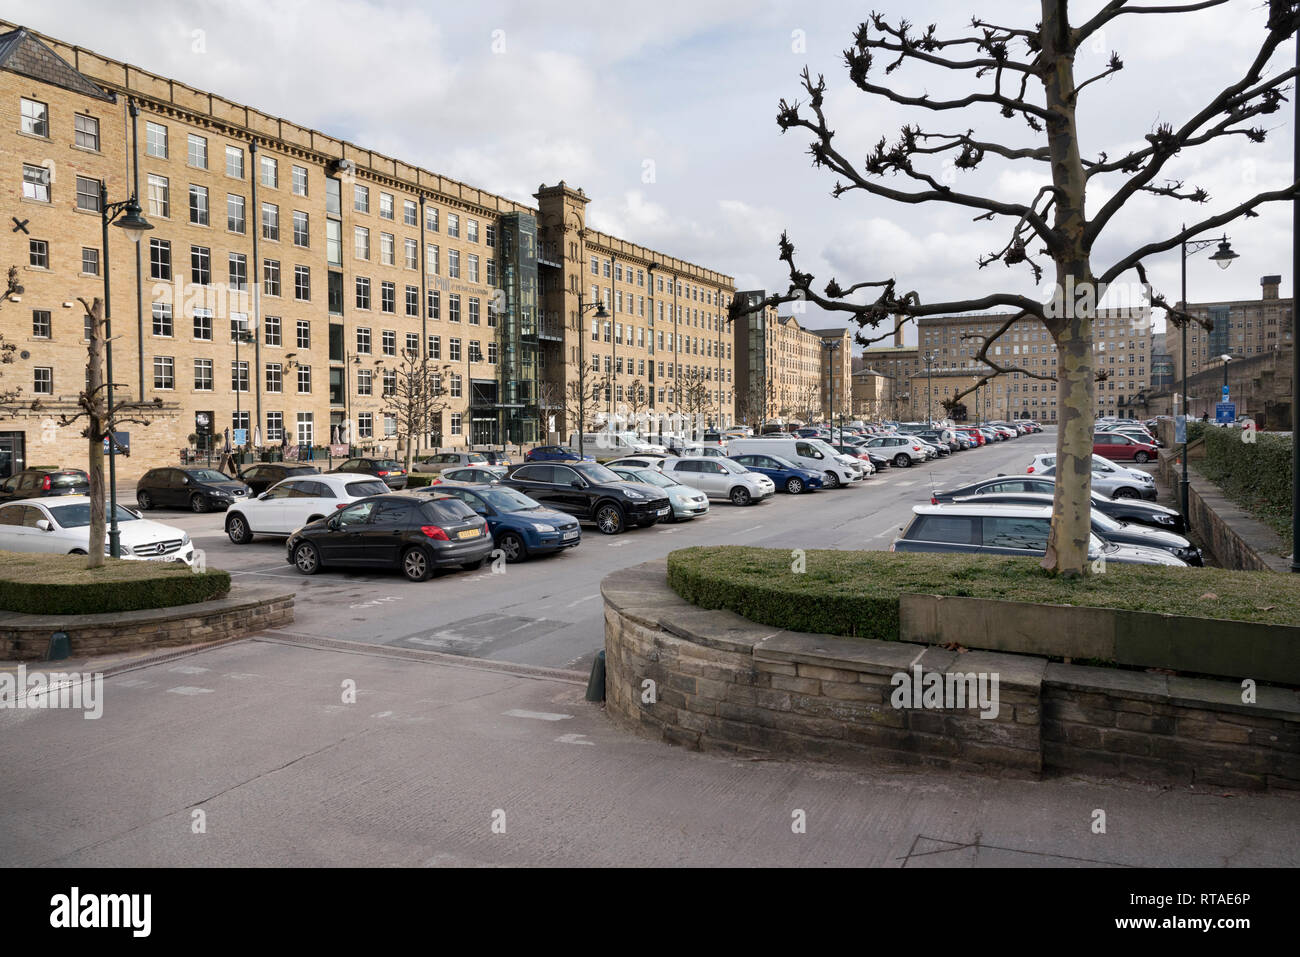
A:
[1178,228,1238,524]
[575,290,610,460]
[1220,354,1233,414]
[99,187,153,559]
[234,328,255,455]
[923,350,936,425]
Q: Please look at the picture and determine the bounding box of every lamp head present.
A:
[114,197,153,244]
[593,302,609,319]
[1209,240,1238,270]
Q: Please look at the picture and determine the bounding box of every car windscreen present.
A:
[476,487,540,512]
[1091,510,1125,533]
[50,472,88,486]
[766,455,799,469]
[572,463,621,484]
[187,470,231,482]
[420,498,479,523]
[466,453,488,463]
[345,480,388,496]
[373,460,402,470]
[49,503,140,527]
[631,470,674,488]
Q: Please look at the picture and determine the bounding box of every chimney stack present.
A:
[1261,275,1281,300]
[894,314,904,347]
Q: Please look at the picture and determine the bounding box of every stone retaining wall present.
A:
[0,586,295,660]
[603,561,1300,790]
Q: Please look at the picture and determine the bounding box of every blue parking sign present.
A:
[1215,402,1236,425]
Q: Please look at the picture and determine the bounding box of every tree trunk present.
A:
[1045,317,1095,577]
[86,299,106,570]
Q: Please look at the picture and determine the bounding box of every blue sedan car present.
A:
[730,453,824,494]
[431,484,580,563]
[524,445,595,463]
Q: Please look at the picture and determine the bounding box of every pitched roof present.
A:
[0,27,114,102]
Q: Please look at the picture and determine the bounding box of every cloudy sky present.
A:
[8,0,1295,348]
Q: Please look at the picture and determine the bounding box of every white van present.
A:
[727,438,859,489]
[567,431,659,462]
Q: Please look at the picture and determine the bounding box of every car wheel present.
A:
[823,471,841,489]
[785,477,804,494]
[497,531,526,563]
[1113,486,1140,499]
[136,491,153,510]
[892,453,909,469]
[226,513,253,545]
[190,493,207,513]
[293,542,321,575]
[402,547,432,582]
[1134,451,1150,464]
[730,486,752,506]
[595,503,625,535]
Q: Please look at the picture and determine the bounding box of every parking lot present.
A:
[108,430,1066,671]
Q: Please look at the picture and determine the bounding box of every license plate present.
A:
[657,508,669,516]
[457,528,480,539]
[563,530,578,540]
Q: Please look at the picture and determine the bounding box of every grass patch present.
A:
[666,546,1300,641]
[0,551,231,615]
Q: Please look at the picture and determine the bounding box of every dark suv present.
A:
[285,492,492,581]
[503,460,671,534]
[0,468,90,503]
[238,463,321,496]
[136,467,251,512]
[332,457,408,489]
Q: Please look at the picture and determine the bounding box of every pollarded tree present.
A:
[381,348,451,470]
[732,1,1300,577]
[1,267,30,418]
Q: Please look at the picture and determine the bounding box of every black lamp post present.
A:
[923,350,936,425]
[1178,228,1237,524]
[99,188,153,559]
[575,290,610,459]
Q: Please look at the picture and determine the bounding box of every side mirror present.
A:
[571,479,585,488]
[181,477,190,484]
[258,492,269,501]
[327,516,340,530]
[35,519,52,532]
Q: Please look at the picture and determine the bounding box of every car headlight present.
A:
[531,522,555,533]
[624,489,645,500]
[181,532,190,545]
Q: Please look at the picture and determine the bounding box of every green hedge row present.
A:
[665,546,1300,641]
[1200,427,1293,546]
[0,565,232,615]
[405,473,435,488]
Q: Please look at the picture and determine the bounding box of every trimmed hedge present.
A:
[1200,428,1293,549]
[405,473,435,488]
[0,552,231,615]
[666,546,1300,641]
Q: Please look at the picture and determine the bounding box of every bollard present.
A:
[47,631,70,662]
[585,650,606,702]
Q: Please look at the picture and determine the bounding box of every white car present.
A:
[0,496,194,564]
[660,456,775,506]
[603,455,669,470]
[224,473,390,543]
[1026,453,1157,500]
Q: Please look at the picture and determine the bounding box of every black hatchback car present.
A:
[136,467,251,512]
[503,461,671,534]
[0,467,90,503]
[332,457,408,489]
[285,492,493,581]
[238,463,321,496]
[931,475,1186,533]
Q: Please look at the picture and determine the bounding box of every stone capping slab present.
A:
[0,584,288,629]
[902,593,1117,661]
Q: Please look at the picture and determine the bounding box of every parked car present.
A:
[950,492,1202,564]
[1028,453,1156,499]
[332,457,408,490]
[659,456,776,506]
[237,463,321,496]
[1093,431,1157,463]
[525,445,593,463]
[825,444,875,476]
[0,467,90,503]
[0,497,194,564]
[929,475,1185,532]
[136,467,252,512]
[429,466,503,485]
[478,450,514,470]
[503,461,671,534]
[603,455,670,470]
[285,492,493,581]
[891,504,1187,565]
[225,473,390,543]
[864,435,927,468]
[729,453,824,494]
[412,451,500,476]
[432,484,580,563]
[608,466,710,521]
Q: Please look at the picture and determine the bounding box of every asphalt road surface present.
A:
[132,431,1066,671]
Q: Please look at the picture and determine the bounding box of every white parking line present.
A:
[167,686,214,695]
[895,480,917,487]
[555,733,594,746]
[503,709,572,721]
[565,594,599,608]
